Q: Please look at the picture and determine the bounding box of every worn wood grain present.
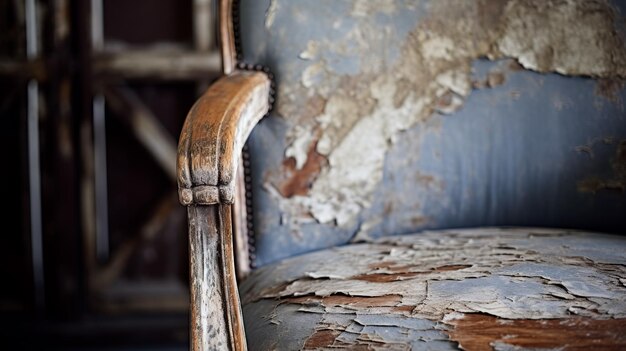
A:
[177,71,270,205]
[232,156,251,280]
[219,0,236,75]
[179,16,258,347]
[219,205,247,350]
[188,205,246,351]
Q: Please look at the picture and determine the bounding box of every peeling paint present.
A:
[278,137,327,198]
[241,228,626,349]
[596,78,625,103]
[351,0,397,18]
[447,313,626,351]
[264,0,278,30]
[265,0,626,227]
[472,70,508,90]
[497,0,626,76]
[578,139,626,193]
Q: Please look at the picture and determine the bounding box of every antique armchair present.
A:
[178,0,626,349]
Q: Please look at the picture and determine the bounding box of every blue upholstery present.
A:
[238,0,626,266]
[240,228,626,350]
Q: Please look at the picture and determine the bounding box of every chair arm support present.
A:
[178,70,269,350]
[177,70,271,205]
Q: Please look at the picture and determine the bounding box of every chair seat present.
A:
[240,227,626,350]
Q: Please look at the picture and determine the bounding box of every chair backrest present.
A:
[237,0,626,266]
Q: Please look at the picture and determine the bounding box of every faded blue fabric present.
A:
[240,228,626,349]
[238,0,626,266]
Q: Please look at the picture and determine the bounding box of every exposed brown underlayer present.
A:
[447,314,626,351]
[241,229,626,350]
[286,294,404,308]
[278,137,328,198]
[578,139,626,193]
[266,0,626,227]
[301,313,626,350]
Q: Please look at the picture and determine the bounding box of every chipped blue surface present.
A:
[240,228,626,348]
[239,0,626,266]
[363,64,626,238]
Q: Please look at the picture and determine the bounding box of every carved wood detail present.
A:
[177,70,270,206]
[180,2,266,349]
[180,69,268,347]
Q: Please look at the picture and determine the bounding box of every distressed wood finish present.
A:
[232,156,251,279]
[180,70,268,348]
[188,205,246,350]
[178,1,264,348]
[179,17,268,348]
[219,0,236,75]
[177,70,270,205]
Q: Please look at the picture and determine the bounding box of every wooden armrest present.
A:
[178,69,269,351]
[177,70,270,205]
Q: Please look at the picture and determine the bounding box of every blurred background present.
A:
[0,0,221,349]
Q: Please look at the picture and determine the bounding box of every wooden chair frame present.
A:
[177,0,268,349]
